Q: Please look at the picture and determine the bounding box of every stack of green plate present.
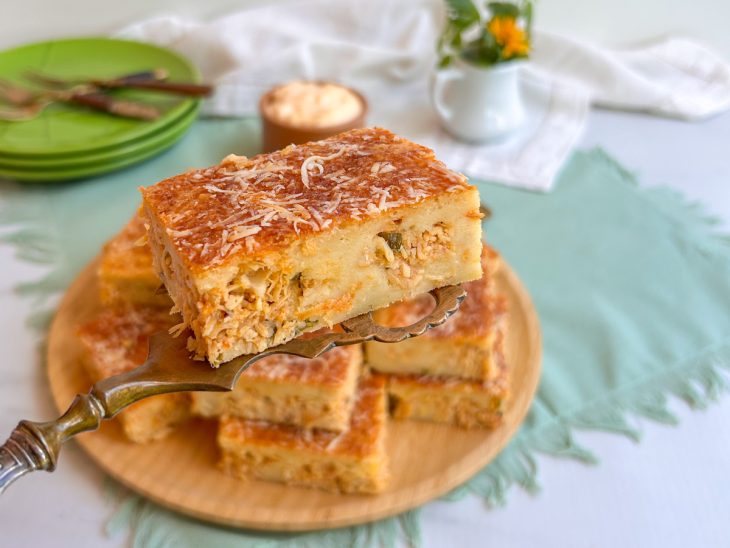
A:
[0,38,202,182]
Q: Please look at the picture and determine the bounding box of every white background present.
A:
[1,1,730,547]
[3,0,730,57]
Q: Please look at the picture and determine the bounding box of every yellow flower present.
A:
[487,16,530,59]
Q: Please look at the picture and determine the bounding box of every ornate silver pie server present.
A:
[0,285,465,494]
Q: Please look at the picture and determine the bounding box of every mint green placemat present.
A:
[2,120,729,546]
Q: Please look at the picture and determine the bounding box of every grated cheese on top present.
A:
[300,145,350,188]
[141,128,472,268]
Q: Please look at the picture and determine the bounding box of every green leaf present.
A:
[523,1,533,39]
[378,231,404,251]
[445,0,481,30]
[460,32,500,66]
[438,54,454,68]
[487,2,520,17]
[437,0,480,68]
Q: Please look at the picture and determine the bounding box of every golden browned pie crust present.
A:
[366,244,506,380]
[77,306,190,443]
[141,128,475,268]
[386,333,510,429]
[97,215,171,308]
[191,340,362,431]
[218,375,389,494]
[140,127,483,365]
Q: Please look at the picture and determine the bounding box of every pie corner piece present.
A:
[217,374,389,494]
[366,243,506,381]
[387,332,510,429]
[140,127,484,366]
[97,215,171,309]
[190,341,362,431]
[77,306,191,443]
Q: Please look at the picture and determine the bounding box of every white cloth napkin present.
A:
[531,32,730,121]
[118,0,730,191]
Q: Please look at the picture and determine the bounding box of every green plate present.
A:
[0,37,200,157]
[0,104,199,182]
[0,103,199,169]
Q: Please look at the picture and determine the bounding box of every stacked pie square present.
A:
[366,245,510,429]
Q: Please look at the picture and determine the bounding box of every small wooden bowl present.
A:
[259,82,368,153]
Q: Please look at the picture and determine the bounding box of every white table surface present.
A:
[0,109,729,547]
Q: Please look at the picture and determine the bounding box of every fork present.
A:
[26,69,213,97]
[0,79,161,121]
[0,79,36,105]
[0,103,46,121]
[0,285,465,494]
[24,69,169,90]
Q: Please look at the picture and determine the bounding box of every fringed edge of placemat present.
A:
[441,148,730,508]
[103,478,423,548]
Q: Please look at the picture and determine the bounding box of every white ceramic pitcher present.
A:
[431,60,526,142]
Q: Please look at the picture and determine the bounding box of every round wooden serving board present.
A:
[47,257,541,531]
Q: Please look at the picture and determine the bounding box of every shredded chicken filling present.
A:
[369,222,453,288]
[151,215,455,365]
